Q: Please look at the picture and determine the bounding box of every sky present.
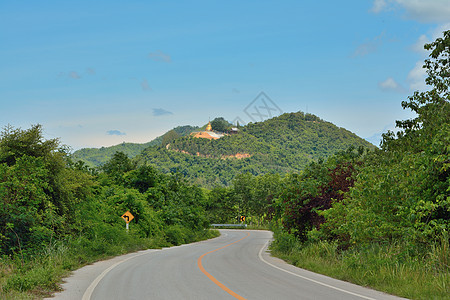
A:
[1,0,449,150]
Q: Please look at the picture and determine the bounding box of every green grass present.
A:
[270,231,449,300]
[0,229,219,299]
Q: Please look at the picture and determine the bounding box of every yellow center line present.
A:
[197,232,250,300]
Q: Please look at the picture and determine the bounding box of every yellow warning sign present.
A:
[121,211,134,224]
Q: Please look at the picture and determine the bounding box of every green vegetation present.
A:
[266,30,449,299]
[210,117,232,132]
[270,230,449,299]
[73,110,374,188]
[0,125,217,298]
[138,112,374,187]
[71,141,157,168]
[150,30,447,299]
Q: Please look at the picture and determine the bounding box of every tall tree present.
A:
[210,117,231,132]
[323,30,450,246]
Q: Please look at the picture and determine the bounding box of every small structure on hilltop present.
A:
[191,121,225,140]
[229,127,239,134]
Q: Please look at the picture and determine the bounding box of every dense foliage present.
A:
[266,30,449,299]
[0,125,215,297]
[210,117,232,132]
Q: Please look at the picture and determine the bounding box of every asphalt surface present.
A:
[48,230,407,300]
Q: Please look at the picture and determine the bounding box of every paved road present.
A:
[49,230,406,300]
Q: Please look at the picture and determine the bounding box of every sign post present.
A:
[121,211,135,232]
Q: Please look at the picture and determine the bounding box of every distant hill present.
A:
[73,112,375,186]
[71,125,199,167]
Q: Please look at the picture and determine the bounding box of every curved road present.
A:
[49,230,406,300]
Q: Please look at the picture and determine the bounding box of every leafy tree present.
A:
[252,173,282,221]
[206,187,237,223]
[0,125,95,254]
[0,124,59,166]
[280,148,364,241]
[322,30,450,246]
[124,164,160,193]
[101,151,136,184]
[210,117,231,132]
[0,156,54,253]
[232,173,254,217]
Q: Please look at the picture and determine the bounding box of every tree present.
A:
[0,125,94,254]
[280,148,364,241]
[101,151,136,183]
[0,124,59,166]
[206,187,237,223]
[323,30,450,246]
[210,117,230,132]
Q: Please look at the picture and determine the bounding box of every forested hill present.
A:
[72,112,374,186]
[72,125,198,167]
[168,112,374,162]
[137,112,375,186]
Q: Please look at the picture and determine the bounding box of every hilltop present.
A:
[137,112,375,186]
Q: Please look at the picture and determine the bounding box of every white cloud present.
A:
[353,32,384,57]
[411,24,450,54]
[408,24,449,91]
[69,71,81,79]
[141,78,151,91]
[107,130,126,136]
[396,0,450,23]
[153,108,173,116]
[408,61,427,91]
[412,34,429,53]
[148,50,171,63]
[378,77,405,92]
[370,0,387,13]
[431,23,450,39]
[371,0,450,23]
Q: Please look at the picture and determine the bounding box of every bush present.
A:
[164,225,188,246]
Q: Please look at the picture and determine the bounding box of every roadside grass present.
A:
[270,231,449,300]
[0,229,219,299]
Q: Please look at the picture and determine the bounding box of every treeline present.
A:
[138,147,292,187]
[0,125,217,297]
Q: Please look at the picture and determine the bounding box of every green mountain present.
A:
[73,112,374,186]
[137,112,375,186]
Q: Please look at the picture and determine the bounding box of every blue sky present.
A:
[1,0,449,150]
